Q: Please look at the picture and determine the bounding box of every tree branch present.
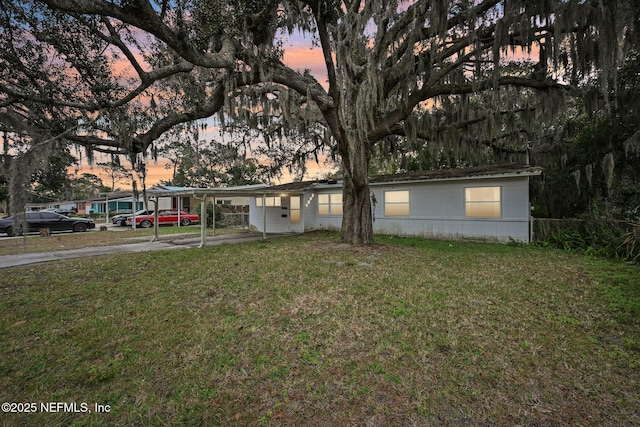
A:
[368,77,581,145]
[41,0,236,69]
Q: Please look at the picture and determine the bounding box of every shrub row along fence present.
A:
[532,218,639,261]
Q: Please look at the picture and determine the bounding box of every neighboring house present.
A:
[22,189,204,219]
[75,200,91,215]
[25,203,48,211]
[147,185,199,212]
[148,185,253,212]
[51,201,77,213]
[90,188,194,216]
[248,164,542,243]
[27,202,76,213]
[89,192,145,215]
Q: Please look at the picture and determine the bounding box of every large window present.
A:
[465,187,501,218]
[255,196,281,207]
[318,193,342,215]
[384,190,410,216]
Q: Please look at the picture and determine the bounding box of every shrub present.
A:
[195,202,222,227]
[538,220,637,261]
[618,222,640,261]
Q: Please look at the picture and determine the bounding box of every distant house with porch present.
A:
[248,164,542,243]
[147,186,199,213]
[147,185,253,212]
[88,191,145,215]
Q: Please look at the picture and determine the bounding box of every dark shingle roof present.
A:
[266,164,541,192]
[369,163,542,184]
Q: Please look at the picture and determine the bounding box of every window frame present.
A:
[464,186,502,218]
[317,192,343,216]
[384,190,410,217]
[255,196,282,207]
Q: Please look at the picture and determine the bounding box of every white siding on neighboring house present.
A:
[156,198,173,210]
[57,202,77,211]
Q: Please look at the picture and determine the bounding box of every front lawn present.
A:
[1,231,638,425]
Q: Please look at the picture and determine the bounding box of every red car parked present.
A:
[125,210,199,228]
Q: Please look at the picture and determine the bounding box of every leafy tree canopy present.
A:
[161,135,271,187]
[530,50,640,219]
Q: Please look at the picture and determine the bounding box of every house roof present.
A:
[369,163,542,184]
[265,164,542,193]
[128,164,541,198]
[97,190,134,199]
[146,183,270,197]
[148,185,199,192]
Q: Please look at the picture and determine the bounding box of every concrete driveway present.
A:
[0,232,288,269]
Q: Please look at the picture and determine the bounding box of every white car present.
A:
[111,210,154,226]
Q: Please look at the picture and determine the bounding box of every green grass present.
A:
[1,231,638,425]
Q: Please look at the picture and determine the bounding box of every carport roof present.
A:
[146,183,271,197]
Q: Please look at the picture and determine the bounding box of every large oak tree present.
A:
[1,0,637,243]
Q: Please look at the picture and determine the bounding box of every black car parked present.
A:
[43,207,76,216]
[0,212,95,236]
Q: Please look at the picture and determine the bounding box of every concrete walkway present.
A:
[0,232,287,269]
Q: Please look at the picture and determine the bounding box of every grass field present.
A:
[0,231,638,426]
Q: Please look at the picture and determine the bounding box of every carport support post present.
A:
[199,195,206,248]
[105,195,109,224]
[150,198,158,242]
[212,197,216,237]
[262,193,266,240]
[177,197,181,227]
[153,205,159,240]
[131,190,136,230]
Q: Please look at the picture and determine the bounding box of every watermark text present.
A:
[2,402,110,414]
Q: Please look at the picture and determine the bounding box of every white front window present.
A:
[384,190,410,216]
[465,187,501,218]
[256,196,281,207]
[318,193,342,216]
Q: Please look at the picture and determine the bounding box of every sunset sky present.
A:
[74,32,334,188]
[71,16,539,190]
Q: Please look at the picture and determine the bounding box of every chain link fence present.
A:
[219,212,250,229]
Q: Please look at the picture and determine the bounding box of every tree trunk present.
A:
[340,135,374,245]
[341,173,374,244]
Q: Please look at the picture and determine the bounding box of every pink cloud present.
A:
[283,46,326,79]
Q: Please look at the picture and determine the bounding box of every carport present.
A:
[147,184,299,248]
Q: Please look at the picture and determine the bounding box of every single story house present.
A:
[89,187,202,217]
[248,164,542,243]
[90,188,201,216]
[89,192,145,215]
[136,164,541,247]
[147,185,250,212]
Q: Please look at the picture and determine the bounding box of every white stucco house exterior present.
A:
[248,164,542,243]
